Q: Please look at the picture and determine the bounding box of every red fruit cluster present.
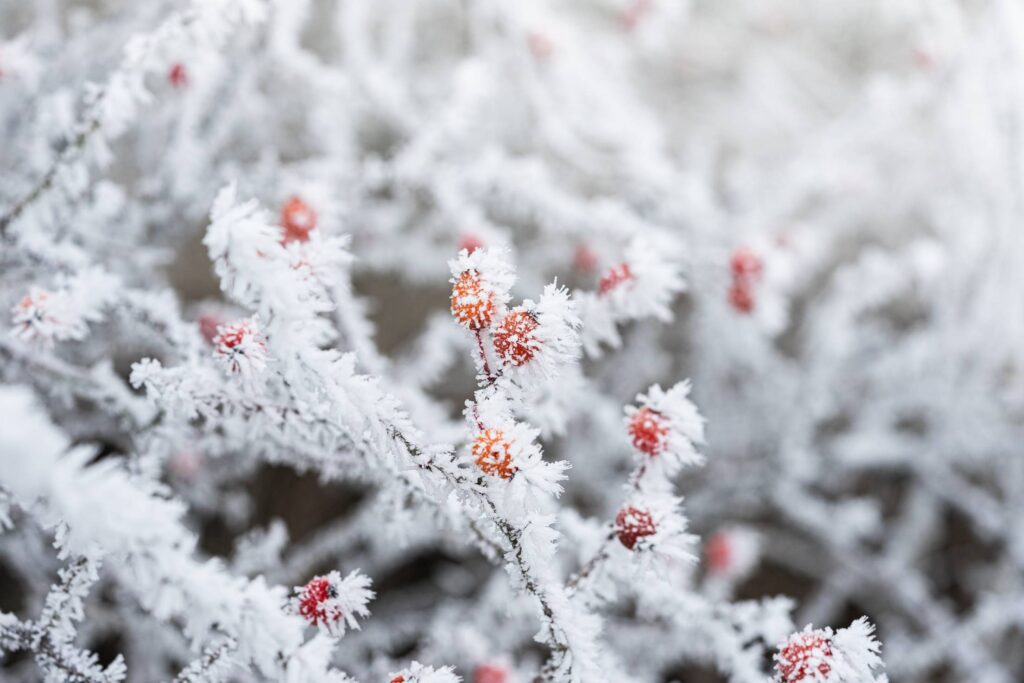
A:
[451,270,496,330]
[775,631,833,683]
[297,576,340,627]
[615,506,657,550]
[471,428,517,479]
[728,246,763,314]
[628,407,669,456]
[474,664,507,683]
[281,196,317,243]
[599,262,633,296]
[493,310,539,366]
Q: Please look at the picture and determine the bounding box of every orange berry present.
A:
[281,196,317,243]
[471,428,517,479]
[451,270,496,330]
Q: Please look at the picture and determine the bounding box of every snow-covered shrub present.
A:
[1,0,1021,681]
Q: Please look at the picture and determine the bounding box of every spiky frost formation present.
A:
[774,618,885,683]
[448,248,515,330]
[388,662,461,683]
[625,382,706,476]
[212,318,269,376]
[10,269,119,346]
[289,570,374,637]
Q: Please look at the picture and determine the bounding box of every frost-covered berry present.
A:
[391,677,405,683]
[598,262,633,296]
[615,506,657,550]
[471,428,517,479]
[730,246,763,280]
[451,270,496,331]
[628,406,669,456]
[280,195,317,243]
[168,63,187,88]
[728,281,755,313]
[473,664,507,683]
[458,234,484,255]
[213,319,269,375]
[493,309,540,367]
[705,531,731,574]
[289,570,374,636]
[297,576,341,628]
[775,629,833,683]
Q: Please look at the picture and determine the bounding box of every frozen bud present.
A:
[290,570,374,637]
[213,319,269,376]
[168,63,187,88]
[451,270,496,331]
[628,407,669,456]
[774,618,884,683]
[598,262,633,296]
[473,664,507,683]
[280,196,317,243]
[458,234,484,255]
[471,428,517,479]
[728,281,755,313]
[493,309,539,367]
[615,505,657,550]
[730,246,763,281]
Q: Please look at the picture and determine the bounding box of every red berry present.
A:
[451,270,496,330]
[628,407,669,456]
[705,532,732,574]
[573,244,598,274]
[598,262,632,296]
[528,32,554,60]
[493,310,539,367]
[390,677,404,683]
[730,246,763,280]
[281,196,317,243]
[728,282,755,313]
[458,234,484,255]
[168,63,187,88]
[775,630,833,683]
[471,428,517,480]
[615,506,656,550]
[297,576,341,627]
[198,313,222,343]
[474,664,507,683]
